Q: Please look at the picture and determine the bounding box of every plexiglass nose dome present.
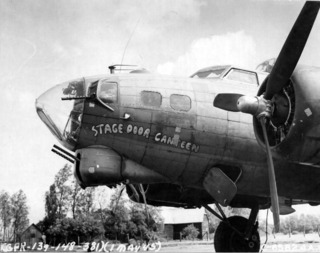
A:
[36,78,86,150]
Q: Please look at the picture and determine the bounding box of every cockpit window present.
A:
[225,69,258,85]
[97,80,118,105]
[141,91,162,107]
[191,68,225,79]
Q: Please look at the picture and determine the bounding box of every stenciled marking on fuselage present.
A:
[154,133,200,153]
[91,123,200,153]
[92,123,150,138]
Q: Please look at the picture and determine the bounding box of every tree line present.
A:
[204,206,320,236]
[0,190,29,242]
[3,163,320,245]
[259,213,320,235]
[37,164,162,245]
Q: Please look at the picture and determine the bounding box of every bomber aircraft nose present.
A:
[36,78,86,150]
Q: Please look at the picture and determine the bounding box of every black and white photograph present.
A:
[1,0,320,252]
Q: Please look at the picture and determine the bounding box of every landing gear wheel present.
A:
[214,216,260,252]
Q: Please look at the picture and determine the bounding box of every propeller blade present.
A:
[264,1,320,100]
[259,117,280,232]
[213,93,244,112]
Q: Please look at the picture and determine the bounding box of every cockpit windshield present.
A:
[191,65,259,85]
[36,78,86,150]
[192,69,224,79]
[190,66,227,79]
[225,68,258,85]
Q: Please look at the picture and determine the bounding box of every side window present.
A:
[97,80,118,104]
[88,80,98,97]
[170,94,191,112]
[141,91,162,107]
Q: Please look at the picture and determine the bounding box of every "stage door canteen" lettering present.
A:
[92,123,200,153]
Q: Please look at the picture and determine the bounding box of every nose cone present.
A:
[36,78,85,150]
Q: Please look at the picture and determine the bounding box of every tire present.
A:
[214,216,260,252]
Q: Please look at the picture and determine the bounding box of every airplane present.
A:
[36,1,320,252]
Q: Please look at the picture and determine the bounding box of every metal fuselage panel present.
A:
[78,75,266,190]
[76,72,320,203]
[34,64,320,205]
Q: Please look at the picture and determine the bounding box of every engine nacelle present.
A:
[74,145,169,188]
[254,66,320,164]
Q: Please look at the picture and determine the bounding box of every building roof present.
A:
[161,207,205,224]
[21,223,42,235]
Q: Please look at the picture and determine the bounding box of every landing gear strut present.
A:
[204,203,260,252]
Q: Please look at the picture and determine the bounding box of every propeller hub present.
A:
[237,96,273,119]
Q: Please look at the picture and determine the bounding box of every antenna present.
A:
[120,18,141,72]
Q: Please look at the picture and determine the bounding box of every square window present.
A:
[98,81,118,104]
[170,94,191,112]
[141,91,162,107]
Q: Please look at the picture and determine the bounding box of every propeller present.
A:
[213,93,243,112]
[213,1,320,233]
[264,1,320,100]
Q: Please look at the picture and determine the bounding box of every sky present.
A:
[1,0,320,224]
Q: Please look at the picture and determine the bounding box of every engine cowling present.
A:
[254,66,320,164]
[74,145,169,188]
